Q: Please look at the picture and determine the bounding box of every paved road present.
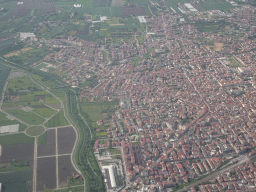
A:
[176,156,249,192]
[33,136,38,192]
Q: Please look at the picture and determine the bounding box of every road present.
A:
[176,156,249,192]
[0,59,86,191]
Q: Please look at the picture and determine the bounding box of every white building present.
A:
[102,165,117,188]
[20,32,36,39]
[0,124,19,133]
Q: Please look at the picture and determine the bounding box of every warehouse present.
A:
[102,165,117,189]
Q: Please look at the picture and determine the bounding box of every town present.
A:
[0,0,256,191]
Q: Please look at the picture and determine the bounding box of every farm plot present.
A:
[81,101,119,121]
[33,107,56,118]
[0,133,34,145]
[7,109,45,125]
[94,0,112,7]
[0,63,11,98]
[25,126,45,136]
[57,127,76,155]
[0,142,34,169]
[111,0,122,6]
[199,0,234,12]
[0,111,27,131]
[0,170,33,192]
[37,157,56,191]
[37,129,56,157]
[44,110,69,128]
[122,6,147,17]
[58,155,80,187]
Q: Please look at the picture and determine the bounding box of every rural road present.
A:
[176,156,249,192]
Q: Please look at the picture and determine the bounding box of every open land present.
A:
[37,157,56,191]
[57,126,76,155]
[37,129,56,157]
[58,155,79,187]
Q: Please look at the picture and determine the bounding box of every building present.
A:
[102,165,117,189]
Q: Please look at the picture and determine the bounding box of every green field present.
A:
[44,110,69,127]
[45,185,84,192]
[38,131,47,145]
[25,126,45,137]
[228,57,243,68]
[6,76,40,94]
[0,133,34,145]
[0,63,12,97]
[0,170,33,192]
[0,111,27,131]
[7,109,45,125]
[33,107,56,118]
[81,101,119,122]
[0,161,30,173]
[200,0,234,12]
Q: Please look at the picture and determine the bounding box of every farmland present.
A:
[0,133,34,145]
[0,111,27,131]
[33,107,56,118]
[57,127,76,155]
[81,101,119,122]
[44,110,69,127]
[37,157,56,191]
[7,109,45,125]
[0,170,33,192]
[25,126,45,136]
[0,63,11,98]
[37,129,55,156]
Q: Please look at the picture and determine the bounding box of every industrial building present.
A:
[102,165,117,189]
[0,124,19,134]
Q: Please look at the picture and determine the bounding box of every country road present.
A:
[176,156,249,192]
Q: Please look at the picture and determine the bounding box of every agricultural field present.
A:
[58,155,80,187]
[37,129,55,156]
[44,110,69,128]
[7,109,45,125]
[81,101,119,122]
[33,107,56,118]
[6,46,50,66]
[200,0,234,12]
[0,111,27,131]
[0,170,33,192]
[0,63,12,98]
[37,157,56,191]
[57,127,76,155]
[25,126,45,136]
[0,133,34,145]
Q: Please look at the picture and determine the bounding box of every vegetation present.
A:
[33,107,56,118]
[38,131,47,145]
[0,170,33,192]
[7,109,45,125]
[228,57,242,68]
[0,111,27,131]
[0,133,34,145]
[0,160,30,173]
[44,110,69,128]
[0,63,12,97]
[65,89,105,192]
[25,126,45,137]
[81,101,119,122]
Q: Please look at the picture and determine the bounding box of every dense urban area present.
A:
[0,0,256,192]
